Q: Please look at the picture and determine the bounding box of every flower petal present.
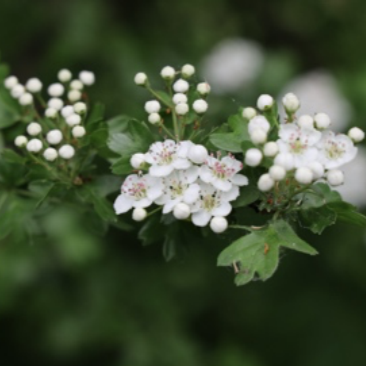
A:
[212,178,232,192]
[149,164,174,177]
[221,185,240,202]
[183,183,200,204]
[113,194,133,214]
[192,210,211,227]
[200,165,214,183]
[184,166,200,184]
[212,202,232,216]
[163,198,181,214]
[133,198,152,208]
[172,158,191,170]
[230,174,248,186]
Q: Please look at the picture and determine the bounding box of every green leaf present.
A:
[228,114,250,140]
[111,156,133,175]
[86,102,105,126]
[232,184,260,208]
[138,215,165,246]
[299,206,337,234]
[154,90,174,108]
[28,180,58,208]
[1,149,26,164]
[210,133,242,152]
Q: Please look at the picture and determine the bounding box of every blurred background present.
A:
[1,0,366,365]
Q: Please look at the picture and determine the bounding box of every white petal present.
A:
[113,194,133,214]
[230,174,248,186]
[172,158,191,170]
[200,166,214,183]
[212,178,232,192]
[147,184,164,200]
[163,198,181,214]
[221,185,240,202]
[192,210,212,227]
[176,140,193,158]
[184,166,200,184]
[149,164,174,177]
[133,198,152,208]
[183,184,200,204]
[212,202,232,216]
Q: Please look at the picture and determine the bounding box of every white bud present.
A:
[250,128,267,144]
[160,66,175,79]
[248,116,270,134]
[68,90,82,102]
[66,113,81,126]
[314,113,331,129]
[43,148,58,161]
[210,217,228,233]
[26,138,43,153]
[181,64,195,78]
[4,76,18,89]
[258,174,274,192]
[27,122,42,136]
[130,153,145,169]
[242,107,257,120]
[192,99,208,114]
[58,69,72,82]
[148,113,161,125]
[274,152,294,171]
[132,208,147,222]
[188,144,208,164]
[47,129,63,145]
[70,79,84,90]
[59,144,75,159]
[307,161,324,180]
[175,103,189,116]
[326,169,344,186]
[295,167,313,184]
[282,93,300,113]
[144,100,161,114]
[48,97,64,111]
[297,115,314,129]
[48,83,65,97]
[26,78,42,93]
[45,108,58,119]
[263,141,279,157]
[197,82,211,95]
[173,79,189,93]
[257,94,274,111]
[72,126,86,138]
[61,105,75,118]
[269,165,286,181]
[11,84,25,98]
[172,93,188,105]
[173,202,191,220]
[134,72,147,86]
[14,135,28,147]
[19,93,33,106]
[73,102,87,114]
[79,71,95,86]
[348,127,365,143]
[245,148,263,167]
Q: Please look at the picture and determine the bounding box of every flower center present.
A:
[169,180,186,199]
[124,181,147,200]
[325,141,345,159]
[202,194,217,211]
[212,162,235,180]
[158,148,173,165]
[289,139,307,154]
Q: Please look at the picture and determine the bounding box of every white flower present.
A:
[295,167,313,184]
[43,148,58,161]
[19,93,33,106]
[68,90,82,102]
[58,69,72,82]
[257,174,274,192]
[314,112,331,129]
[348,127,365,143]
[172,93,188,105]
[245,148,263,167]
[145,140,192,177]
[134,72,147,86]
[307,161,324,180]
[48,83,64,97]
[197,82,211,95]
[4,76,18,89]
[175,103,189,115]
[257,94,274,111]
[61,105,75,118]
[45,108,58,119]
[74,102,87,114]
[154,167,200,213]
[11,84,25,98]
[59,145,75,159]
[148,113,161,125]
[130,153,146,169]
[47,129,63,145]
[317,131,357,169]
[48,97,64,110]
[27,122,42,136]
[173,79,189,93]
[250,128,267,144]
[181,64,195,78]
[114,174,164,214]
[66,113,81,126]
[297,115,314,129]
[14,135,28,147]
[210,216,228,233]
[26,78,42,93]
[160,66,175,79]
[326,169,344,186]
[79,71,95,85]
[200,155,247,191]
[248,116,270,134]
[144,100,161,114]
[72,126,86,138]
[193,99,208,114]
[282,93,300,113]
[173,203,191,220]
[277,124,321,167]
[274,152,295,171]
[70,80,84,90]
[26,138,43,153]
[263,142,279,157]
[132,208,147,221]
[269,165,286,181]
[242,107,257,120]
[188,144,208,164]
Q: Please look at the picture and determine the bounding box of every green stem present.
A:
[229,225,253,232]
[159,123,176,140]
[147,206,162,217]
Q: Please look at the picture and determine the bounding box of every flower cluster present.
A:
[5,69,95,162]
[243,93,364,192]
[114,140,248,233]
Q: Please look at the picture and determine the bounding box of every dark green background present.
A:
[1,1,366,365]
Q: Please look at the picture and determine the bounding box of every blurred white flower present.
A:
[200,38,264,94]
